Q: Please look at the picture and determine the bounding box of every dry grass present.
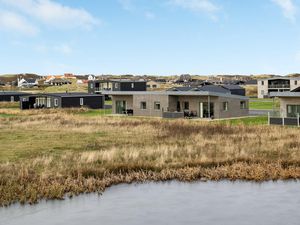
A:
[245,85,257,97]
[0,109,300,206]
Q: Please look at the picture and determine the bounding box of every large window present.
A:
[223,102,228,111]
[184,102,189,110]
[287,105,300,117]
[140,101,147,109]
[261,81,264,85]
[154,102,160,110]
[240,101,247,109]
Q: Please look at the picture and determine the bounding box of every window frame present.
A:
[154,101,161,110]
[140,101,147,110]
[240,101,246,109]
[223,102,228,111]
[184,101,189,111]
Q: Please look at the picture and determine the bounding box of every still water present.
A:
[1,181,300,225]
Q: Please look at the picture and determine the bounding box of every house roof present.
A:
[102,90,249,100]
[24,78,37,83]
[257,77,300,81]
[222,85,245,90]
[0,91,28,96]
[168,85,232,94]
[291,86,300,92]
[24,92,103,98]
[198,85,231,93]
[244,80,257,85]
[270,92,300,97]
[90,79,146,83]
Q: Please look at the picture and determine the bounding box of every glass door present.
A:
[200,102,214,118]
[287,105,300,117]
[116,101,126,114]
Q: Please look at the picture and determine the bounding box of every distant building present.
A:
[46,78,71,86]
[258,77,300,98]
[105,89,249,119]
[88,75,96,81]
[147,80,161,89]
[0,91,28,102]
[88,79,147,94]
[20,93,104,110]
[17,78,38,88]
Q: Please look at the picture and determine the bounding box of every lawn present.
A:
[217,116,268,125]
[77,108,112,116]
[249,98,279,110]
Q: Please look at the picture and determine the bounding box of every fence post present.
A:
[268,112,270,125]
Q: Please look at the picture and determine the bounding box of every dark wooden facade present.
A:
[20,93,104,110]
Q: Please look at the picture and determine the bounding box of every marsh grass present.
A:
[0,109,300,206]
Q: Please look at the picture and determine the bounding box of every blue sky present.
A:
[0,0,300,75]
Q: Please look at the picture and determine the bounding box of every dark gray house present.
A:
[20,92,104,110]
[222,85,246,96]
[0,91,28,102]
[88,79,147,94]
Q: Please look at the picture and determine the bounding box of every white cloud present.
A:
[272,0,297,22]
[0,10,38,35]
[0,0,100,29]
[168,0,220,19]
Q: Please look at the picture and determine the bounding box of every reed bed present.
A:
[0,109,300,206]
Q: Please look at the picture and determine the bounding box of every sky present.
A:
[1,0,300,75]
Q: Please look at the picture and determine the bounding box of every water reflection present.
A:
[1,181,300,225]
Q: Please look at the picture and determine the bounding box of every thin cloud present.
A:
[0,10,38,35]
[272,0,297,22]
[168,0,220,20]
[0,0,100,30]
[118,0,135,11]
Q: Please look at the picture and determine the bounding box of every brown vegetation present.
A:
[0,110,300,206]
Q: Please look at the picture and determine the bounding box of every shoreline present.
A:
[2,162,300,207]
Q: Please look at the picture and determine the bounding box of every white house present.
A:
[17,78,38,88]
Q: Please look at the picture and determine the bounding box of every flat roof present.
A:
[90,79,146,83]
[23,92,103,98]
[0,91,28,95]
[270,92,300,97]
[102,91,249,100]
[257,77,300,81]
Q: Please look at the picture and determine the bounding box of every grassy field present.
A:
[217,116,268,125]
[249,98,279,110]
[1,106,300,206]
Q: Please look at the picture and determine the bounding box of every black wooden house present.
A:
[0,91,28,102]
[20,92,104,110]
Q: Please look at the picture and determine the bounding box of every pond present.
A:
[1,181,300,225]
